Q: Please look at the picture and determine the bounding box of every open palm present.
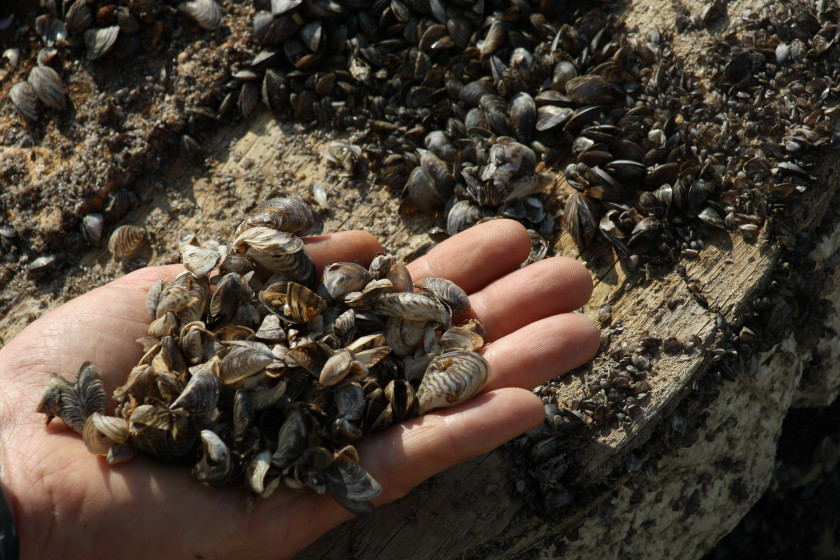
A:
[0,220,598,560]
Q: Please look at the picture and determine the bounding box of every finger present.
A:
[302,230,383,275]
[481,313,600,393]
[360,388,544,502]
[407,220,531,294]
[468,256,593,341]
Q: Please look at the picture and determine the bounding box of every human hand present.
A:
[0,219,598,560]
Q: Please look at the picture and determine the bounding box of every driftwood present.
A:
[2,0,839,558]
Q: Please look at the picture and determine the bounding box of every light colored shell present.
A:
[84,413,130,455]
[146,278,164,321]
[28,65,66,110]
[108,224,146,259]
[193,429,232,484]
[368,254,395,280]
[417,351,489,413]
[148,311,177,338]
[219,342,273,385]
[155,284,196,318]
[181,244,221,277]
[423,277,471,316]
[234,198,323,237]
[384,316,427,356]
[374,292,451,326]
[321,262,371,300]
[247,449,273,494]
[260,282,326,324]
[178,0,222,30]
[343,278,393,309]
[319,349,354,386]
[436,326,484,353]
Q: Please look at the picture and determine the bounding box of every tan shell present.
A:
[375,292,451,326]
[321,262,372,301]
[319,349,354,386]
[181,244,221,277]
[219,342,273,386]
[417,351,489,413]
[422,277,471,316]
[108,225,146,259]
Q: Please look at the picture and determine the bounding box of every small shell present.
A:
[385,264,413,293]
[81,213,104,246]
[84,26,120,60]
[234,198,323,238]
[287,342,333,377]
[209,272,244,322]
[146,279,164,321]
[374,292,451,326]
[565,75,615,105]
[35,373,75,423]
[108,225,146,259]
[65,0,94,33]
[178,0,222,30]
[9,82,39,121]
[437,326,484,353]
[320,262,372,301]
[83,413,129,455]
[260,284,318,325]
[422,277,471,316]
[270,0,303,16]
[28,66,66,110]
[192,430,232,485]
[326,453,382,513]
[156,284,196,318]
[384,316,427,356]
[170,366,219,414]
[219,342,273,385]
[181,244,221,278]
[319,349,354,386]
[417,351,489,413]
[272,408,308,469]
[342,278,393,309]
[247,449,273,494]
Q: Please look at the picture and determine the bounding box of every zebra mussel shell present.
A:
[108,224,146,259]
[37,198,492,515]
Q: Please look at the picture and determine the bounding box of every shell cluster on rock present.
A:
[37,197,489,513]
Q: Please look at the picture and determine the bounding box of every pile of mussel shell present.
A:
[36,197,490,513]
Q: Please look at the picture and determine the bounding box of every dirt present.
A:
[2,0,840,557]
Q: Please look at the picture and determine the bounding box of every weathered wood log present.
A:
[2,0,839,558]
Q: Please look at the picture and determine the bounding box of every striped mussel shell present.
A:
[84,26,119,60]
[83,413,129,455]
[28,66,66,110]
[319,262,371,301]
[181,243,221,278]
[108,224,146,259]
[422,277,471,316]
[9,82,39,121]
[234,226,316,285]
[416,351,490,413]
[373,292,451,327]
[234,198,323,237]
